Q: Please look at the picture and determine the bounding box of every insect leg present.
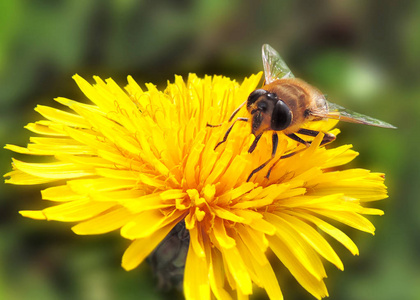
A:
[265,149,305,179]
[206,123,222,128]
[214,117,249,150]
[297,128,336,146]
[247,133,263,153]
[206,100,247,127]
[228,100,247,122]
[265,130,336,179]
[247,132,278,181]
[285,133,310,146]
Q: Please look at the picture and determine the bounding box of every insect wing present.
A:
[262,44,294,84]
[312,101,396,129]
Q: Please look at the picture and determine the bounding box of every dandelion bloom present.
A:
[5,73,388,299]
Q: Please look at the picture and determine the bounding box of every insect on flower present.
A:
[4,47,392,300]
[208,44,396,181]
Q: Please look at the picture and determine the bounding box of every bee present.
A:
[208,44,396,181]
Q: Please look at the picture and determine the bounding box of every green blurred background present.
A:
[1,1,419,299]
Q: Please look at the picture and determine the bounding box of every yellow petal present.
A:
[67,178,136,194]
[322,145,358,168]
[217,182,256,206]
[206,242,233,300]
[184,137,205,188]
[184,243,211,300]
[4,144,34,155]
[34,105,89,128]
[72,74,115,113]
[64,127,112,154]
[236,224,268,266]
[213,206,244,223]
[120,210,182,239]
[309,209,376,234]
[289,210,359,256]
[4,170,56,185]
[12,159,95,179]
[264,213,326,280]
[26,137,95,155]
[72,207,133,235]
[122,223,175,271]
[220,246,253,295]
[232,209,263,225]
[235,233,283,300]
[119,193,175,213]
[25,121,65,136]
[95,168,141,180]
[19,210,47,220]
[217,155,250,191]
[248,217,276,235]
[41,185,87,202]
[251,259,283,300]
[42,200,116,222]
[189,226,205,258]
[212,218,236,249]
[268,234,328,299]
[277,212,344,270]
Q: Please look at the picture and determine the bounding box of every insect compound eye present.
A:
[257,100,268,112]
[247,89,267,108]
[266,93,278,101]
[271,100,292,131]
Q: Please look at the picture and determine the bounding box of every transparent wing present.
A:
[262,44,294,84]
[311,100,397,129]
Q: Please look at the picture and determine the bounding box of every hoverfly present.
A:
[208,44,396,181]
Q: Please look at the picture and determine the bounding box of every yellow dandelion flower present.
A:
[5,71,388,300]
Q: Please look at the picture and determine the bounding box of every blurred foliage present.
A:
[1,0,420,299]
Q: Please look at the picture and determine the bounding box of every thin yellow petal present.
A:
[248,217,276,235]
[64,127,111,154]
[310,209,376,234]
[25,121,65,136]
[212,218,236,249]
[184,243,211,300]
[5,170,57,185]
[122,223,175,271]
[184,139,205,188]
[120,210,182,240]
[12,159,95,179]
[233,209,263,225]
[236,224,268,266]
[265,213,326,280]
[217,182,256,206]
[41,185,87,202]
[119,193,174,213]
[235,232,283,300]
[189,226,205,258]
[4,144,33,155]
[321,145,358,168]
[42,200,116,222]
[206,241,233,300]
[19,210,47,220]
[289,210,359,256]
[220,246,253,295]
[72,207,133,235]
[268,234,328,300]
[72,74,115,113]
[95,168,141,180]
[213,207,244,223]
[34,105,89,128]
[277,212,344,270]
[67,178,136,194]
